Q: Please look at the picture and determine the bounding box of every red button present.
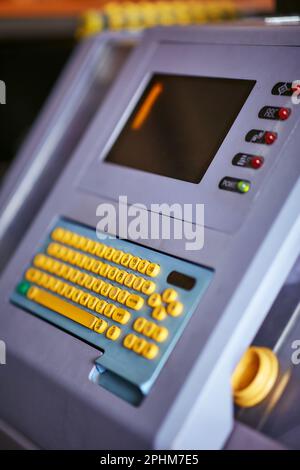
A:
[264,132,277,145]
[278,107,290,121]
[250,156,264,169]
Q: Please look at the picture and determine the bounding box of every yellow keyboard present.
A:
[12,220,213,403]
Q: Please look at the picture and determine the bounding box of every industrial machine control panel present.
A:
[0,25,300,450]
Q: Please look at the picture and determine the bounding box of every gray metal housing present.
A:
[0,25,300,449]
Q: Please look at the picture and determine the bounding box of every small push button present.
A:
[219,177,251,194]
[245,129,277,145]
[259,106,291,121]
[271,82,294,96]
[232,153,264,170]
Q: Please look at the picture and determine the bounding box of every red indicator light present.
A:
[250,157,263,169]
[265,131,277,145]
[278,107,290,121]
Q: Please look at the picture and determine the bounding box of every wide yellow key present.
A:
[148,293,162,307]
[167,301,183,317]
[152,326,169,343]
[27,286,97,330]
[162,288,178,303]
[123,333,137,350]
[152,305,167,321]
[146,263,160,277]
[133,317,147,333]
[93,318,108,334]
[106,325,121,341]
[141,280,156,295]
[126,294,144,311]
[112,308,131,325]
[142,343,159,360]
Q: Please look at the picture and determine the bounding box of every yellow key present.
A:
[87,240,97,255]
[78,236,89,251]
[61,230,72,244]
[57,246,68,261]
[129,256,141,270]
[152,326,169,343]
[152,306,167,321]
[51,227,65,242]
[33,253,46,268]
[84,275,96,290]
[112,308,131,325]
[106,325,121,341]
[162,288,178,303]
[93,318,108,334]
[112,250,124,264]
[117,290,130,305]
[143,321,157,337]
[124,273,136,288]
[100,282,111,297]
[69,232,81,248]
[123,333,137,350]
[108,286,121,300]
[133,338,147,355]
[83,257,95,271]
[71,289,82,303]
[133,317,147,333]
[103,246,115,260]
[79,292,91,307]
[66,249,78,265]
[107,266,119,280]
[69,269,81,284]
[103,303,116,318]
[141,280,156,295]
[115,270,128,284]
[95,299,108,314]
[57,264,69,278]
[75,253,85,268]
[48,276,62,293]
[99,263,110,278]
[95,243,106,258]
[126,294,144,311]
[142,343,159,360]
[146,263,160,277]
[56,281,68,296]
[148,293,162,307]
[27,286,97,330]
[120,253,132,267]
[92,279,103,293]
[132,277,145,292]
[87,296,99,311]
[47,243,59,258]
[167,301,183,317]
[63,285,75,299]
[137,259,150,274]
[25,268,41,283]
[76,272,88,287]
[91,260,102,274]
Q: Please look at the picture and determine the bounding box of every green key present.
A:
[17,281,31,296]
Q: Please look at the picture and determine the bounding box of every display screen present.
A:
[105,74,255,184]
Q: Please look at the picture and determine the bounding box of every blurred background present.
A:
[0,0,299,185]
